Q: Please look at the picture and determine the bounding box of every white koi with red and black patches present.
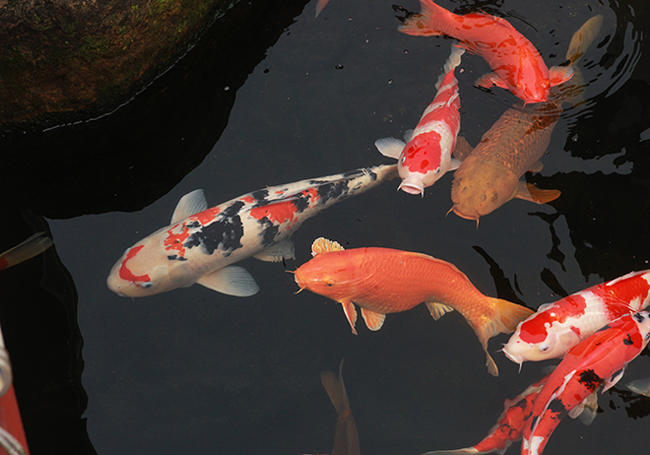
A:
[375,45,464,196]
[503,270,650,366]
[521,311,650,455]
[106,164,397,298]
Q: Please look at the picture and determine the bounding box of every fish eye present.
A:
[141,282,154,289]
[539,343,549,352]
[435,167,440,174]
[401,156,406,164]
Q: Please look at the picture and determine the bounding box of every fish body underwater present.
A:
[107,165,397,298]
[294,238,533,376]
[375,45,464,195]
[422,375,549,455]
[521,311,650,455]
[449,15,603,222]
[320,361,360,455]
[398,0,572,103]
[504,270,650,366]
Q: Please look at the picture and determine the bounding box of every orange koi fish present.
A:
[398,0,573,103]
[320,360,360,455]
[294,238,534,376]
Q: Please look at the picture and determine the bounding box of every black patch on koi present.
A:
[167,255,187,261]
[578,369,602,392]
[252,189,269,202]
[548,399,568,418]
[184,201,245,256]
[186,221,200,229]
[342,168,364,178]
[317,180,350,204]
[624,334,634,345]
[633,312,646,323]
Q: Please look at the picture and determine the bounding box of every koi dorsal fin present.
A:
[171,189,208,224]
[311,237,345,256]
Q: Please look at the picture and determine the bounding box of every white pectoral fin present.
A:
[403,129,414,143]
[603,367,626,393]
[449,158,462,171]
[375,137,406,160]
[626,376,650,397]
[253,239,295,262]
[171,189,209,223]
[568,391,598,426]
[196,266,260,297]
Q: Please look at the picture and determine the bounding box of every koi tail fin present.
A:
[320,360,360,455]
[315,0,331,17]
[398,0,448,37]
[0,232,53,272]
[435,45,465,90]
[473,298,534,376]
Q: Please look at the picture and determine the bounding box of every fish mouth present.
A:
[398,181,424,196]
[451,206,479,221]
[502,347,524,366]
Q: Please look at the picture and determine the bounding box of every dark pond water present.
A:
[2,0,650,454]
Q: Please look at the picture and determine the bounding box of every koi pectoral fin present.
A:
[253,238,295,262]
[340,300,358,335]
[475,72,509,90]
[360,308,386,331]
[549,65,574,87]
[375,137,406,160]
[425,302,455,321]
[568,390,598,426]
[196,266,259,296]
[515,182,561,204]
[452,136,474,161]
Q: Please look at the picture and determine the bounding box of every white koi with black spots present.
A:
[107,165,397,298]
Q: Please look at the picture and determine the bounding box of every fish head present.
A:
[503,326,581,364]
[107,230,197,297]
[294,251,358,300]
[397,137,444,195]
[451,156,512,221]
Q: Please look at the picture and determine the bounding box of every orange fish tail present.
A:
[398,0,448,37]
[471,298,534,376]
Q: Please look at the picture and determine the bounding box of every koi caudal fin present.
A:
[475,298,534,377]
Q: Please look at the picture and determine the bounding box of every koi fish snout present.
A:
[398,180,425,197]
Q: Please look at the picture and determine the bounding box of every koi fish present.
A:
[294,237,534,376]
[422,375,549,455]
[503,270,650,366]
[0,232,53,272]
[449,15,602,223]
[320,360,360,455]
[375,45,464,196]
[398,0,573,104]
[521,312,650,455]
[107,165,397,298]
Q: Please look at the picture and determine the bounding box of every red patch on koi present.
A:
[241,195,256,203]
[0,258,7,271]
[119,245,151,284]
[164,224,190,257]
[250,201,299,225]
[520,295,588,343]
[189,207,221,225]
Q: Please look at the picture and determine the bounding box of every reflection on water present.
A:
[1,0,650,454]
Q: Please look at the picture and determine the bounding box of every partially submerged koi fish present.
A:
[0,232,53,272]
[294,237,534,376]
[375,45,464,196]
[521,312,650,455]
[320,360,360,455]
[423,375,549,455]
[107,165,397,298]
[398,0,573,103]
[503,270,650,366]
[449,15,602,223]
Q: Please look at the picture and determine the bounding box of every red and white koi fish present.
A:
[398,0,573,104]
[375,45,464,196]
[294,237,534,376]
[320,360,360,455]
[503,270,650,366]
[521,311,650,455]
[423,375,549,455]
[107,165,397,298]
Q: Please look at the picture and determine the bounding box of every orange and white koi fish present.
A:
[423,375,549,455]
[107,165,396,298]
[503,270,650,366]
[449,15,602,223]
[521,312,650,455]
[375,45,464,196]
[320,360,360,455]
[398,0,573,104]
[294,238,534,376]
